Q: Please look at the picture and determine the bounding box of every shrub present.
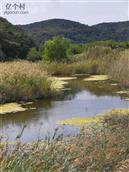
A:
[43,36,70,62]
[27,48,41,61]
[67,44,83,55]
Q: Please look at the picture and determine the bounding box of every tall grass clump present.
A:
[0,61,53,103]
[42,61,99,76]
[109,50,129,87]
[74,46,121,74]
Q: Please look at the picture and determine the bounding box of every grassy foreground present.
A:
[1,109,129,172]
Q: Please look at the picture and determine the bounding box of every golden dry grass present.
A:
[0,61,78,103]
[109,50,129,87]
[0,61,52,103]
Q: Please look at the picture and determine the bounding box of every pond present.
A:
[0,77,129,142]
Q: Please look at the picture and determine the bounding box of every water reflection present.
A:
[0,78,129,142]
[68,79,122,97]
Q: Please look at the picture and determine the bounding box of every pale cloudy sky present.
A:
[1,0,129,25]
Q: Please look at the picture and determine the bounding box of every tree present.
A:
[27,48,41,61]
[43,36,70,62]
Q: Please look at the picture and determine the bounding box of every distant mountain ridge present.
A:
[20,18,129,45]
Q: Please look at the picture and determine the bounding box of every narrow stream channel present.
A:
[0,77,129,142]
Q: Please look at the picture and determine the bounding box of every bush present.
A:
[27,48,42,61]
[67,44,83,55]
[43,36,70,62]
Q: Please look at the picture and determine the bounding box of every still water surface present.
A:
[0,78,129,142]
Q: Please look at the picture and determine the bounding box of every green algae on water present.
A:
[58,116,103,126]
[0,103,27,114]
[58,109,129,127]
[84,75,109,82]
[49,77,76,91]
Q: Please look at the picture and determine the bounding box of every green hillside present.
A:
[20,19,129,45]
[0,17,129,60]
[20,19,90,45]
[0,17,34,60]
[92,21,129,42]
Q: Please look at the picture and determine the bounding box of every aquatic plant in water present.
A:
[58,109,129,126]
[83,75,108,81]
[0,103,27,114]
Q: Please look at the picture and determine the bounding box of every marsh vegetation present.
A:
[0,37,129,172]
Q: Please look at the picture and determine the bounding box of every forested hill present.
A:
[0,17,34,60]
[0,17,129,60]
[20,19,129,45]
[92,21,129,42]
[20,19,90,45]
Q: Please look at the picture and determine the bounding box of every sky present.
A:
[0,0,129,25]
